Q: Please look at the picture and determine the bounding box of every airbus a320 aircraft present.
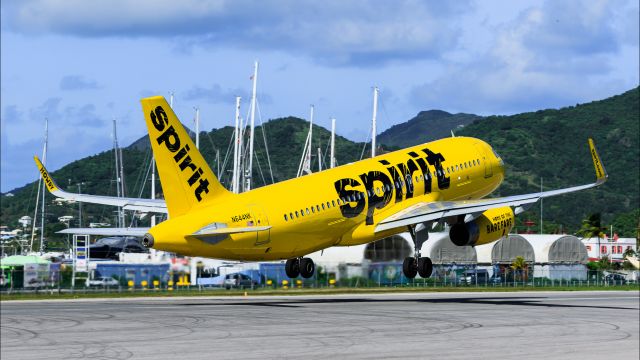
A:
[35,96,608,279]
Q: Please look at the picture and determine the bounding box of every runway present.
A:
[2,291,638,359]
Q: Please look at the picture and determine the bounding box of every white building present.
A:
[581,236,637,262]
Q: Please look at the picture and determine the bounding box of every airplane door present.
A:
[474,143,493,178]
[249,205,270,246]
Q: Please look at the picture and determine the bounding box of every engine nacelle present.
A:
[449,207,514,247]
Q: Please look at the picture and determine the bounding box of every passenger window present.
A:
[316,205,320,212]
[295,211,299,218]
[284,214,288,221]
[322,203,325,210]
[311,207,315,213]
[477,158,480,164]
[290,212,293,219]
[301,209,305,217]
[332,200,336,207]
[472,160,476,166]
[306,208,310,215]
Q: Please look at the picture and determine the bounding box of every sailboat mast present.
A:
[246,60,258,191]
[308,105,314,172]
[330,118,336,168]
[30,119,48,252]
[232,97,241,193]
[194,107,200,149]
[38,118,48,253]
[113,118,123,228]
[371,86,378,158]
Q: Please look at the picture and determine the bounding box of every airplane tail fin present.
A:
[140,96,231,217]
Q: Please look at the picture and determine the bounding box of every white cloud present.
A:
[5,0,472,66]
[410,0,639,114]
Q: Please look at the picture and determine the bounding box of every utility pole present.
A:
[540,177,543,234]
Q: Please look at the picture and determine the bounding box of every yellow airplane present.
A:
[35,95,608,279]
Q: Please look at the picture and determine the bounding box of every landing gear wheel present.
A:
[417,257,433,278]
[403,257,418,279]
[285,258,300,278]
[299,258,315,279]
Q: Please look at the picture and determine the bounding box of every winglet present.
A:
[588,138,607,185]
[34,156,60,193]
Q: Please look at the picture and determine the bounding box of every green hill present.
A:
[377,110,482,149]
[454,87,639,235]
[1,88,638,246]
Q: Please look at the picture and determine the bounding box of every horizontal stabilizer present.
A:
[57,227,150,237]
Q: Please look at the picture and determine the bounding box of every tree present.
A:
[511,256,528,282]
[576,213,606,239]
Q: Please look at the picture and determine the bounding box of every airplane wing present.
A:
[34,156,168,213]
[375,138,608,233]
[57,227,150,236]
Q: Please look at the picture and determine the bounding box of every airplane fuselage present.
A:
[149,136,504,260]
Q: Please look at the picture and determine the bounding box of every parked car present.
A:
[604,273,627,285]
[89,236,147,260]
[224,273,257,290]
[460,269,490,285]
[88,277,120,287]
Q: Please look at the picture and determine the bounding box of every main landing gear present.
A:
[285,257,315,279]
[402,225,433,279]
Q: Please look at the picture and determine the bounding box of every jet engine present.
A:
[449,207,514,247]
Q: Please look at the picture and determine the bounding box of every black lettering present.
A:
[359,171,393,225]
[156,125,181,152]
[194,178,210,201]
[410,153,432,195]
[150,106,169,131]
[423,148,450,190]
[187,168,203,186]
[173,144,191,162]
[179,155,197,172]
[384,163,403,203]
[334,178,365,218]
[397,157,420,199]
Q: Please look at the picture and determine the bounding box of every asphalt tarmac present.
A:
[1,291,638,359]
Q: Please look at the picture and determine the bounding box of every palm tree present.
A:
[511,256,527,282]
[577,213,606,259]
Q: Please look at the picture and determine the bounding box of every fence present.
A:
[1,263,637,294]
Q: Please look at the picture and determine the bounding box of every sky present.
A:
[1,0,638,193]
